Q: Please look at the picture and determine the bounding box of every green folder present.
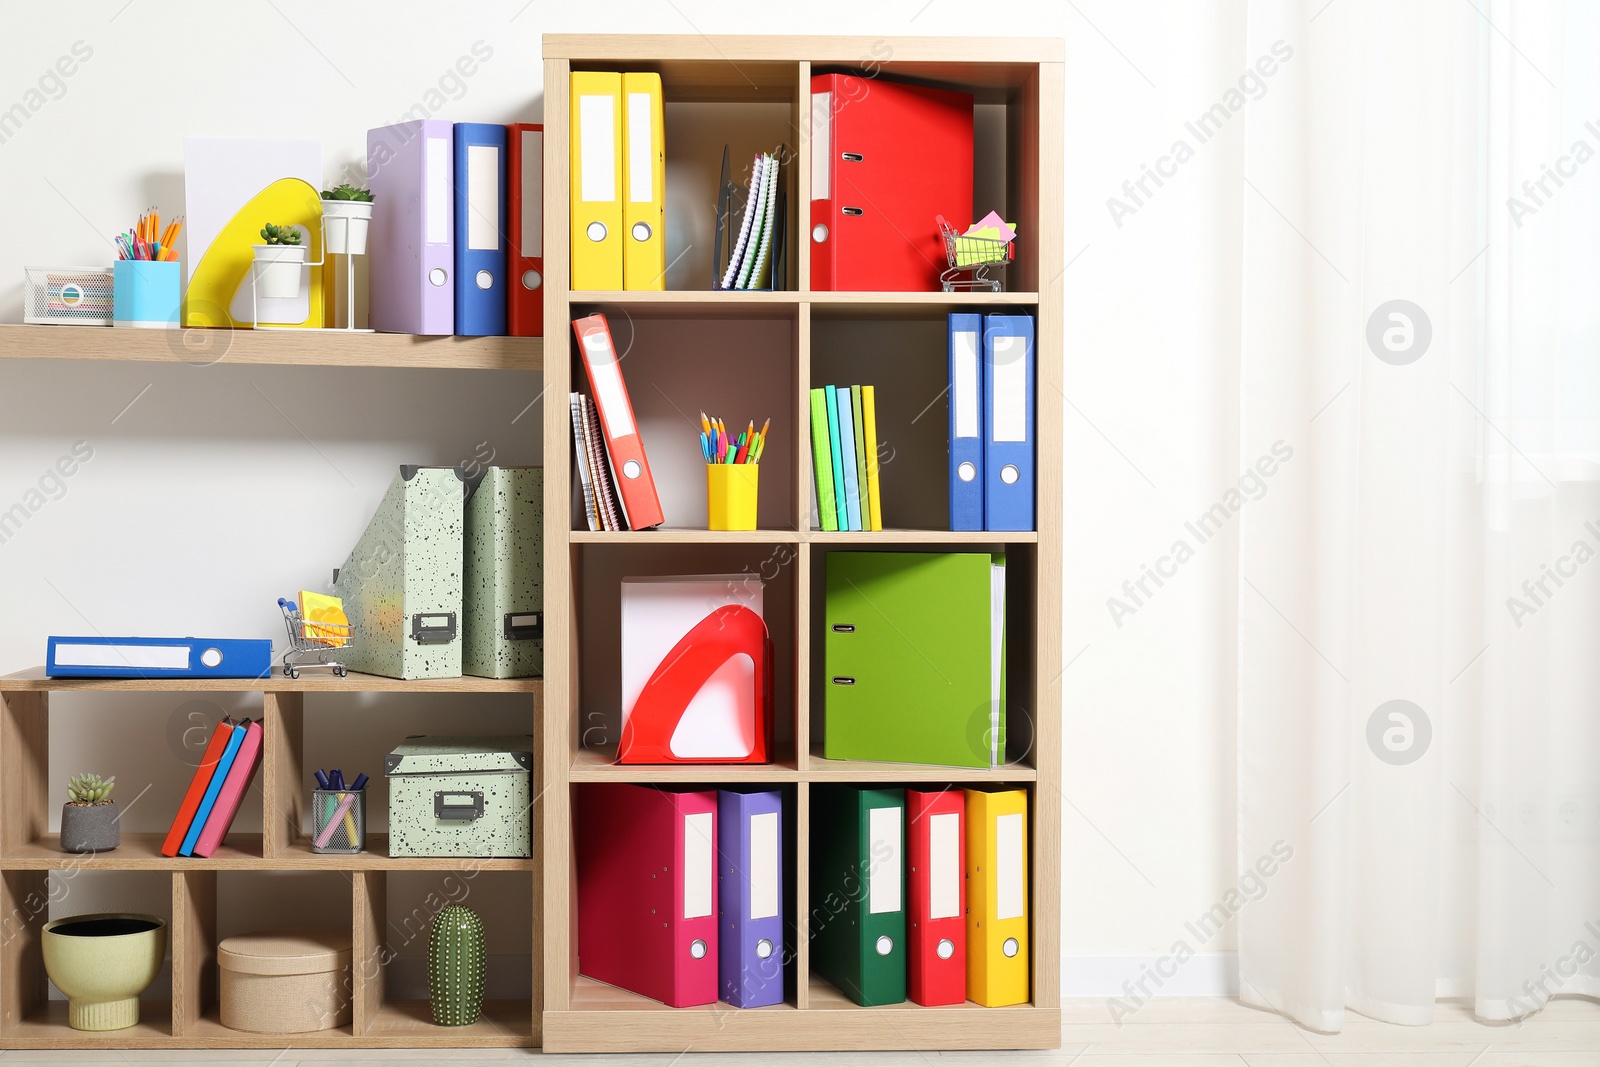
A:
[850,385,869,531]
[809,389,839,531]
[824,552,1006,768]
[810,785,906,1006]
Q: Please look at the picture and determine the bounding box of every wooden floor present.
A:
[3,997,1599,1063]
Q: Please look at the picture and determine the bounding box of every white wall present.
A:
[0,0,1240,1001]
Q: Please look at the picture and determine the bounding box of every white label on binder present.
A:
[954,330,979,439]
[996,811,1025,920]
[628,93,653,203]
[54,643,189,670]
[868,805,902,915]
[522,131,543,256]
[683,811,714,918]
[750,811,779,920]
[811,92,832,200]
[424,136,450,244]
[579,95,616,202]
[993,334,1028,443]
[466,145,500,251]
[929,812,960,919]
[581,332,635,437]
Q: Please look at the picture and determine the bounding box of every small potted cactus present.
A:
[253,222,307,299]
[319,182,375,255]
[61,773,118,853]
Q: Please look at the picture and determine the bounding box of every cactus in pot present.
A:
[61,773,118,853]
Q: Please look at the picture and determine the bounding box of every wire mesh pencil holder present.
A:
[311,789,366,854]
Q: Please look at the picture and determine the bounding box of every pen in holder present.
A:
[311,788,366,854]
[707,463,759,531]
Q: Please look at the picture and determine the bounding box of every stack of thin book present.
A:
[810,384,883,532]
[570,391,628,531]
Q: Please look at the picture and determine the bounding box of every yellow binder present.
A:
[570,71,624,290]
[966,787,1029,1006]
[622,72,666,290]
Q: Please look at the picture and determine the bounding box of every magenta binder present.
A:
[717,789,785,1007]
[367,120,454,334]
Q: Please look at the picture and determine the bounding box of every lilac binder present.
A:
[367,120,454,334]
[717,789,785,1007]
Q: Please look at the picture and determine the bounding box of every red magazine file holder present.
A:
[619,604,774,764]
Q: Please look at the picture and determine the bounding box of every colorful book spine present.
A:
[862,385,883,531]
[809,388,838,532]
[824,384,848,531]
[161,720,236,857]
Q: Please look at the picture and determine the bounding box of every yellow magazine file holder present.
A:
[184,177,325,328]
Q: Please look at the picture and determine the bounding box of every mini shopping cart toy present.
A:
[938,213,1015,293]
[278,596,352,678]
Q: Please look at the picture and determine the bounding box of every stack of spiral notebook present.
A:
[713,145,787,291]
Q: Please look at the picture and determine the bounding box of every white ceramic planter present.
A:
[252,244,307,300]
[321,199,373,255]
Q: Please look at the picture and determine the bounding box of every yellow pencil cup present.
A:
[707,463,759,531]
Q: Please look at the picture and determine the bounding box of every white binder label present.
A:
[996,812,1025,920]
[868,805,902,915]
[424,136,450,245]
[750,811,779,919]
[929,812,960,919]
[579,95,616,202]
[522,131,543,256]
[811,92,831,200]
[628,93,654,203]
[954,330,979,439]
[581,332,635,437]
[683,811,714,919]
[992,334,1028,442]
[54,643,189,669]
[466,145,500,251]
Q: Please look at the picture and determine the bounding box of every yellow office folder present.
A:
[622,72,666,290]
[571,71,624,290]
[966,787,1029,1006]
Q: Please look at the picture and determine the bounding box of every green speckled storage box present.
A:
[462,467,543,679]
[384,735,533,858]
[333,465,466,680]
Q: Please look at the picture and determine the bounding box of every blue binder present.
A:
[824,385,849,531]
[835,385,862,531]
[179,721,246,855]
[453,122,508,336]
[983,313,1035,531]
[45,637,273,679]
[948,313,985,531]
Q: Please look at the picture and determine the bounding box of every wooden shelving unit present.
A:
[542,33,1062,1054]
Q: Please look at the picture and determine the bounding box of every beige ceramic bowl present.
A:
[41,913,167,1031]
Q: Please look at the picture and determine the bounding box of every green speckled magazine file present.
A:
[823,551,1006,768]
[463,466,543,679]
[334,465,465,679]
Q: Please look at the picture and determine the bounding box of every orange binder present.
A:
[507,122,544,336]
[160,718,236,857]
[572,312,664,530]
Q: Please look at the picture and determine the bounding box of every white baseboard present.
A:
[1063,952,1238,999]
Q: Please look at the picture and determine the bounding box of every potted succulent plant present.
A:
[61,773,118,853]
[320,182,375,255]
[253,223,306,299]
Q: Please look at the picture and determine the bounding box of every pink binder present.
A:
[191,720,263,858]
[367,119,455,334]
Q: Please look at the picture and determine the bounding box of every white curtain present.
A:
[1234,0,1600,1030]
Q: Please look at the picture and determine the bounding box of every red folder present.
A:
[160,719,235,857]
[191,720,263,858]
[809,74,973,292]
[573,313,664,530]
[576,783,718,1006]
[907,788,967,1005]
[507,122,544,336]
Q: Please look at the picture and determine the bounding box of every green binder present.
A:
[809,785,906,1006]
[823,551,1006,768]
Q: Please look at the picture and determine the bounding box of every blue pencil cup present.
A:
[112,260,180,328]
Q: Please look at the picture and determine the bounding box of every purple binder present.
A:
[717,789,785,1007]
[367,120,454,334]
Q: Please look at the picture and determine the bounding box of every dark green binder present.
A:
[809,785,906,1006]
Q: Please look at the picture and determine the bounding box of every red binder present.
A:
[809,75,973,292]
[907,788,967,1005]
[507,122,544,336]
[160,718,235,857]
[573,313,664,530]
[576,783,718,1006]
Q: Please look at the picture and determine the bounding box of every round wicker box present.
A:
[218,929,353,1034]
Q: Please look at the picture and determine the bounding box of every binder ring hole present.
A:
[937,938,955,960]
[522,269,542,290]
[200,648,222,668]
[1001,464,1020,485]
[875,935,893,956]
[1003,937,1020,958]
[756,939,773,959]
[958,461,977,483]
[586,221,608,242]
[631,222,652,242]
[428,268,448,287]
[623,460,642,479]
[475,270,494,290]
[841,152,864,162]
[841,206,864,216]
[690,939,708,959]
[812,224,829,243]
